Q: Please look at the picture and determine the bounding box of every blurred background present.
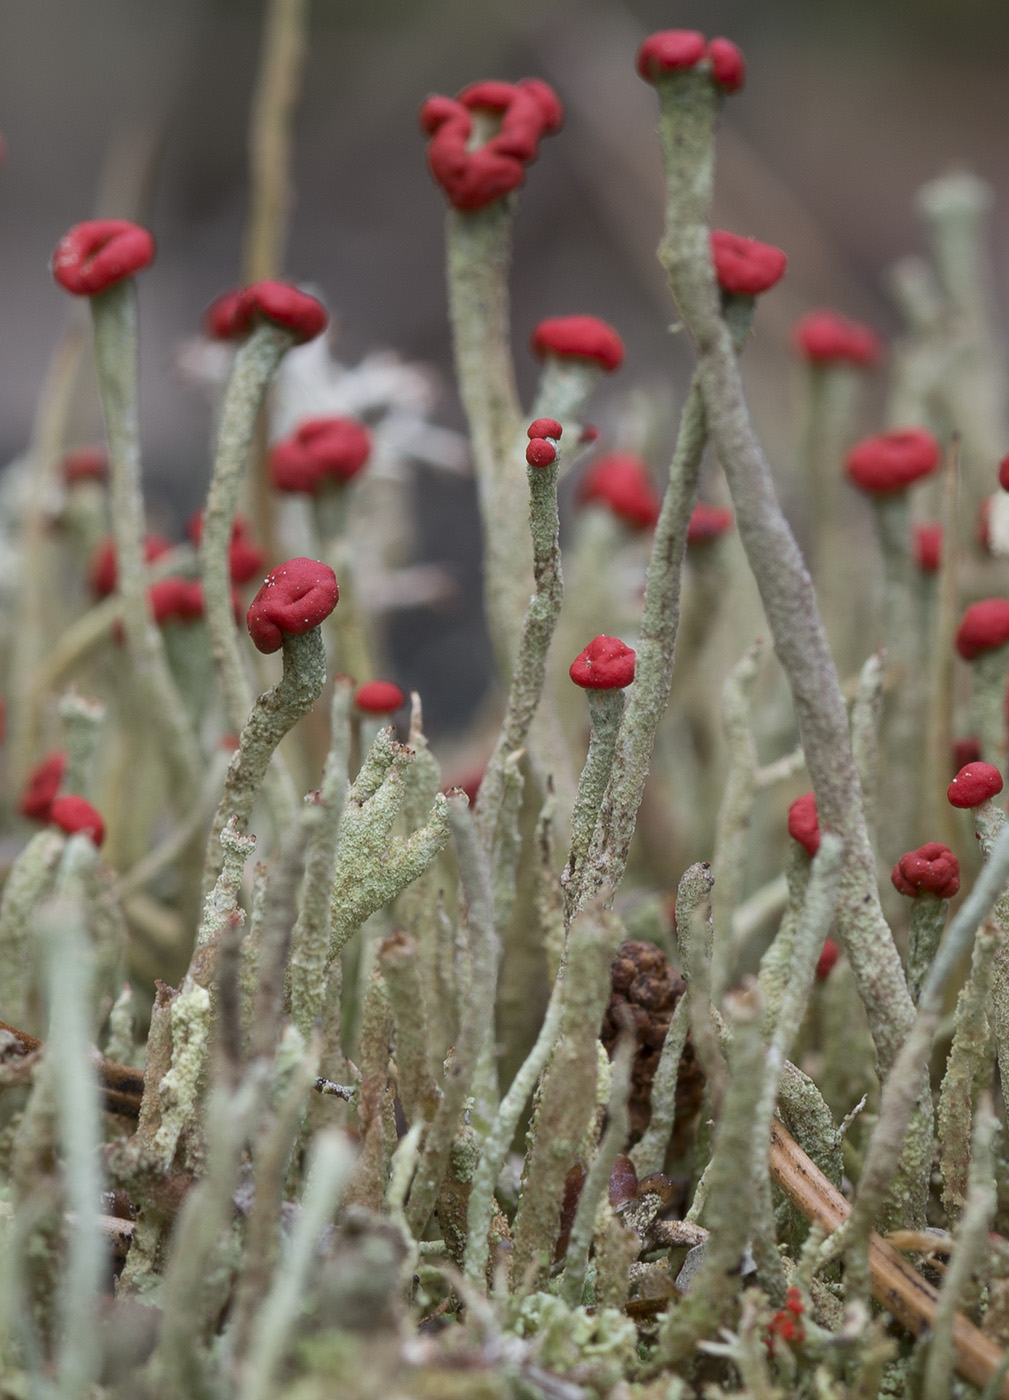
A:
[2,0,1008,734]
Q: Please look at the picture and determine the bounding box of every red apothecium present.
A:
[246,558,339,655]
[51,219,155,296]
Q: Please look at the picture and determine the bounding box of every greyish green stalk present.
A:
[559,1026,633,1307]
[287,675,353,1038]
[710,639,764,995]
[202,624,327,897]
[573,377,707,915]
[970,645,1009,767]
[509,898,624,1293]
[445,204,525,673]
[474,450,562,854]
[238,1130,355,1400]
[822,821,1009,1294]
[89,279,201,801]
[646,66,919,1099]
[201,320,299,825]
[923,1096,999,1400]
[326,728,451,961]
[562,685,625,918]
[43,838,106,1400]
[405,795,498,1238]
[938,919,998,1220]
[905,891,952,1004]
[657,984,767,1367]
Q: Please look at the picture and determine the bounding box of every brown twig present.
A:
[0,1017,143,1118]
[770,1117,1009,1396]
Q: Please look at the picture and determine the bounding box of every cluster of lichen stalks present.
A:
[7,16,1009,1400]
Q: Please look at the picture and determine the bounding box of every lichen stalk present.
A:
[937,916,998,1219]
[527,359,601,461]
[202,625,327,897]
[40,841,105,1400]
[922,1095,999,1400]
[509,898,623,1292]
[405,796,498,1237]
[241,0,309,284]
[445,204,525,671]
[463,967,566,1287]
[378,930,440,1126]
[850,650,885,853]
[201,319,298,818]
[824,821,1009,1288]
[749,832,843,1286]
[237,1130,355,1400]
[287,675,353,1039]
[559,1026,633,1307]
[573,378,707,915]
[871,492,924,855]
[90,279,201,801]
[474,450,562,854]
[562,686,625,918]
[970,645,1009,767]
[326,730,451,962]
[657,983,767,1367]
[647,66,917,1084]
[149,1071,265,1396]
[905,891,951,1004]
[226,1028,318,1370]
[710,639,764,994]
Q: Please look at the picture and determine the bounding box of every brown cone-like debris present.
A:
[600,939,704,1153]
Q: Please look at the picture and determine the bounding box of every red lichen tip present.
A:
[577,452,660,530]
[687,502,734,546]
[51,219,155,296]
[526,437,556,468]
[569,635,636,690]
[269,416,372,494]
[947,762,1004,809]
[815,938,839,980]
[914,523,942,574]
[19,750,67,822]
[246,281,327,343]
[711,230,787,297]
[527,417,562,440]
[793,309,882,368]
[891,842,960,899]
[354,679,407,714]
[956,598,1009,660]
[246,557,339,654]
[62,445,108,486]
[787,792,820,857]
[999,452,1009,494]
[845,428,940,495]
[531,315,625,372]
[203,281,327,343]
[49,793,105,847]
[148,577,204,625]
[421,78,562,212]
[635,30,707,81]
[89,532,173,599]
[204,287,247,339]
[706,37,746,92]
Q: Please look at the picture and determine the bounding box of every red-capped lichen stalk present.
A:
[891,843,960,1001]
[563,636,637,912]
[639,21,925,1135]
[50,218,203,803]
[948,761,1006,852]
[956,598,1009,764]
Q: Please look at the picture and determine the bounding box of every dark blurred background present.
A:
[3,0,1009,732]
